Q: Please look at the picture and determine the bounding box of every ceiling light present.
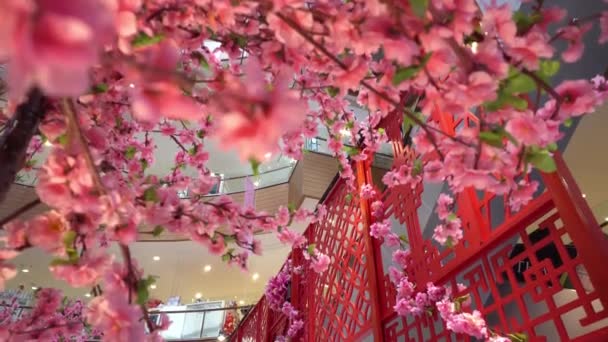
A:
[253,181,260,187]
[339,129,351,136]
[605,217,608,222]
[217,335,226,341]
[153,256,160,261]
[203,265,212,272]
[21,269,29,273]
[252,273,260,281]
[195,292,202,299]
[31,286,37,290]
[238,300,245,305]
[44,140,53,147]
[85,293,91,298]
[264,152,272,159]
[582,194,587,198]
[129,83,135,88]
[150,284,157,289]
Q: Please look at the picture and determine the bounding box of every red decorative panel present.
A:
[234,108,608,341]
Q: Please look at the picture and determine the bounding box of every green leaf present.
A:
[200,55,209,69]
[547,142,558,152]
[539,60,560,79]
[564,118,573,127]
[132,32,164,48]
[410,0,429,18]
[345,193,353,203]
[412,159,423,176]
[50,258,77,267]
[504,72,536,94]
[57,134,69,146]
[124,146,137,160]
[507,332,528,342]
[152,225,164,237]
[307,244,317,255]
[447,213,458,221]
[326,86,340,98]
[479,130,504,148]
[513,11,541,34]
[343,146,359,156]
[393,66,421,86]
[221,249,234,262]
[399,235,409,244]
[136,281,150,305]
[143,187,159,202]
[188,144,198,156]
[525,148,557,173]
[288,203,297,214]
[249,158,261,176]
[91,83,109,94]
[140,159,149,171]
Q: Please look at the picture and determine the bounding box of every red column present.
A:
[355,159,385,342]
[542,152,608,308]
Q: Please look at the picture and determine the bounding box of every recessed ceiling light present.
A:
[238,300,245,305]
[252,273,260,281]
[153,256,160,261]
[22,269,29,273]
[85,293,91,298]
[253,181,260,187]
[203,265,212,272]
[150,284,157,289]
[264,152,272,159]
[582,194,587,198]
[195,292,202,299]
[44,140,53,147]
[604,217,608,222]
[217,335,226,341]
[31,286,37,290]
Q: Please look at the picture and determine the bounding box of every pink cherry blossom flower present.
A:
[50,253,111,287]
[28,211,67,255]
[276,206,291,226]
[310,252,330,273]
[509,180,539,212]
[370,219,392,239]
[384,233,401,247]
[392,249,411,269]
[433,219,463,246]
[0,0,115,101]
[359,184,376,199]
[87,293,145,341]
[553,80,599,118]
[212,59,308,161]
[558,23,592,63]
[445,310,488,339]
[277,229,307,248]
[436,193,454,220]
[129,41,202,123]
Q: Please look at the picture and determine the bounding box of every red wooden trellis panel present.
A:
[233,110,608,341]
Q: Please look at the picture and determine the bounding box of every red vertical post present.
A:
[355,159,385,342]
[542,152,608,308]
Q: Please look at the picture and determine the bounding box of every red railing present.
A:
[233,110,608,341]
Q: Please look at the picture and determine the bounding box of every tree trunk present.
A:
[0,89,46,204]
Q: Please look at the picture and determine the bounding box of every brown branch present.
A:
[170,135,188,153]
[519,69,562,119]
[0,89,46,203]
[61,99,106,194]
[0,198,41,228]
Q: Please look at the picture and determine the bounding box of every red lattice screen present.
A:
[233,112,608,341]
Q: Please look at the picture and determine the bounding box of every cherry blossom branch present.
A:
[519,68,562,119]
[61,99,157,334]
[549,13,602,43]
[0,198,41,228]
[61,99,106,194]
[0,88,46,203]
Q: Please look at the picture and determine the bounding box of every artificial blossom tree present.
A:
[0,0,607,340]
